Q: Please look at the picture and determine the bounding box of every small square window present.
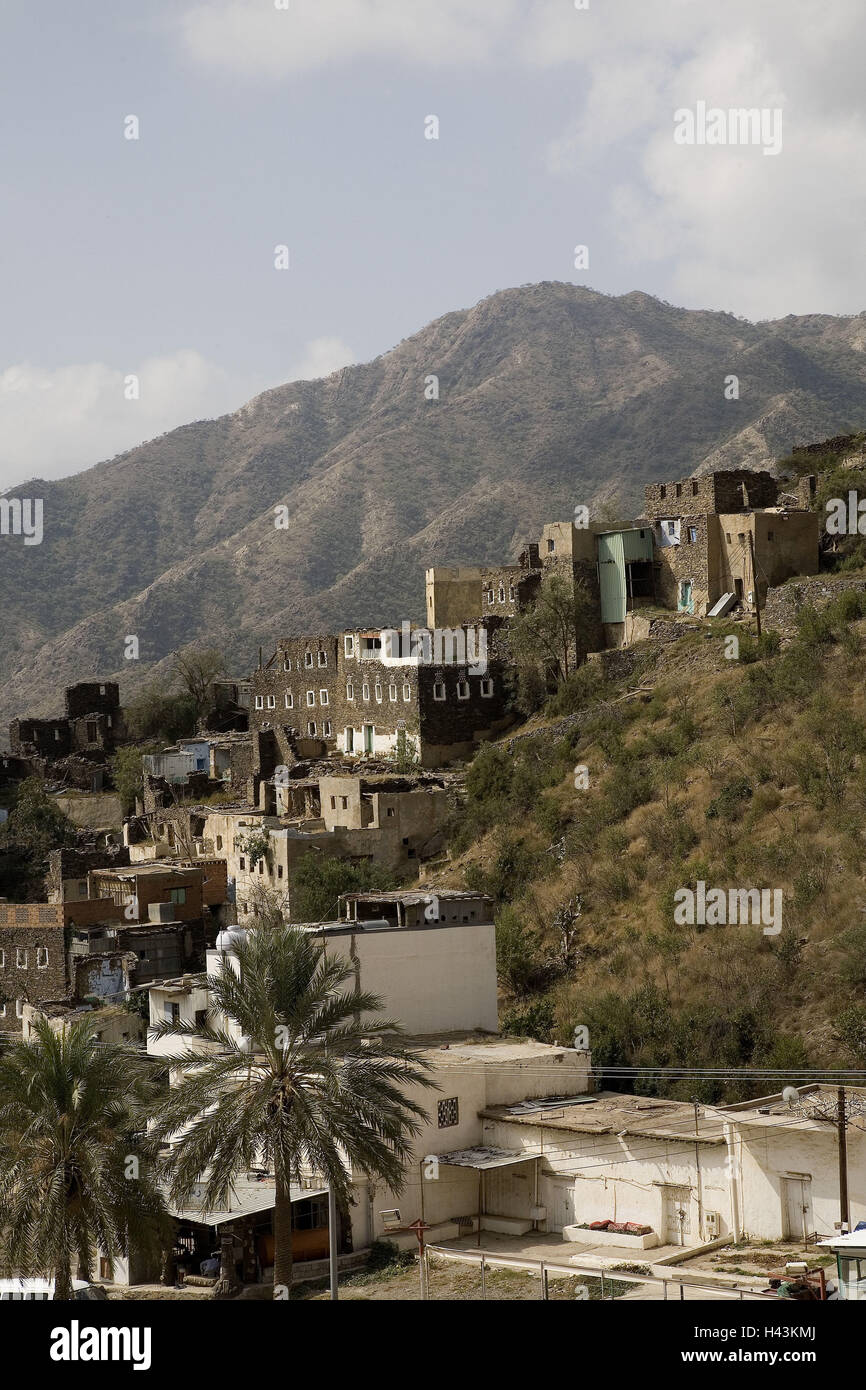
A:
[323,720,332,737]
[283,658,291,671]
[330,796,337,809]
[16,948,27,969]
[267,695,276,709]
[509,584,515,601]
[403,684,411,701]
[255,696,264,710]
[318,651,328,667]
[433,682,446,701]
[36,947,48,968]
[341,797,348,810]
[307,690,316,707]
[285,692,293,709]
[389,684,397,701]
[660,485,667,499]
[438,1097,459,1128]
[486,589,494,604]
[457,680,470,700]
[675,483,682,497]
[498,585,505,603]
[386,806,395,817]
[767,530,774,542]
[374,685,383,703]
[480,678,494,697]
[169,887,186,905]
[308,721,317,737]
[346,683,355,700]
[16,999,24,1019]
[691,480,699,495]
[362,684,370,701]
[319,690,329,706]
[688,527,698,544]
[305,652,314,668]
[547,539,555,553]
[344,635,355,657]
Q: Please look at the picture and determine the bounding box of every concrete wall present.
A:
[53,791,124,829]
[315,921,499,1034]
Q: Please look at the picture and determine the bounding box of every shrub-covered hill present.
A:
[440,591,866,1103]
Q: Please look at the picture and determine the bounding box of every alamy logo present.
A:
[381,621,488,675]
[826,493,866,535]
[0,496,43,545]
[674,102,783,157]
[50,1321,151,1371]
[673,880,782,935]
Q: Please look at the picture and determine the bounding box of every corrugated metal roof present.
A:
[437,1147,538,1170]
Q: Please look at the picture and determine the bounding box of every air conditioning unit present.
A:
[704,1211,721,1239]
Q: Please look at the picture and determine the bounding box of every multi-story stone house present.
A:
[249,623,510,768]
[643,470,819,617]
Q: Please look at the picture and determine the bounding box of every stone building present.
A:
[9,681,126,761]
[249,624,510,768]
[0,902,69,1031]
[643,470,820,616]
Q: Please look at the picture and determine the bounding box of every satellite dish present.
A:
[782,1086,799,1107]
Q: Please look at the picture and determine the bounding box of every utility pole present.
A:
[838,1087,850,1232]
[328,1183,339,1301]
[747,531,762,637]
[407,1218,431,1300]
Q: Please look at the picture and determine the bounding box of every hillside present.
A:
[2,282,866,729]
[440,588,866,1102]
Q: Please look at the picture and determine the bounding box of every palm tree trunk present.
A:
[54,1256,73,1302]
[272,1162,294,1298]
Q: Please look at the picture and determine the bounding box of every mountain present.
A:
[2,281,866,729]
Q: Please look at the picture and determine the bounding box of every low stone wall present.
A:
[763,574,866,631]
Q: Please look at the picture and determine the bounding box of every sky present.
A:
[1,0,865,488]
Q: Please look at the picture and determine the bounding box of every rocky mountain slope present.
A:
[2,282,866,728]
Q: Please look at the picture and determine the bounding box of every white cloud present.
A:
[176,0,522,77]
[285,336,356,382]
[0,350,243,490]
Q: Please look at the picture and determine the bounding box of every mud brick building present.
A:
[643,470,819,616]
[249,624,510,768]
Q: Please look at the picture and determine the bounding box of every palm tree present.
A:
[0,1016,171,1299]
[148,919,436,1296]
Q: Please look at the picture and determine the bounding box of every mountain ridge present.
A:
[1,281,865,729]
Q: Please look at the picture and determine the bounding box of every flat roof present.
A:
[481,1090,727,1145]
[342,889,488,905]
[723,1085,866,1129]
[92,863,202,878]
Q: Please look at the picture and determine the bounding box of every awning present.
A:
[169,1182,327,1227]
[437,1147,540,1171]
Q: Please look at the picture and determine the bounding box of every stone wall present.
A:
[763,574,866,632]
[0,904,68,1029]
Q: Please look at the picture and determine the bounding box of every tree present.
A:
[171,647,225,720]
[111,743,159,815]
[125,686,197,743]
[1,777,77,859]
[149,917,435,1297]
[0,1017,170,1299]
[506,571,597,708]
[290,852,395,923]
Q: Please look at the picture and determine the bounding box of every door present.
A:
[663,1185,691,1245]
[345,727,354,753]
[363,724,374,754]
[547,1179,578,1232]
[678,580,693,614]
[782,1177,812,1241]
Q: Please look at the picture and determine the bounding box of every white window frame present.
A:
[16,948,27,969]
[403,684,412,701]
[0,949,4,967]
[319,690,329,706]
[322,720,332,737]
[486,589,494,604]
[283,658,291,671]
[285,692,293,709]
[480,678,494,697]
[266,695,276,710]
[433,682,446,701]
[318,650,328,667]
[389,684,397,701]
[307,721,317,737]
[362,683,370,701]
[304,651,314,668]
[306,690,316,707]
[36,947,48,969]
[498,585,505,603]
[15,999,24,1019]
[457,680,470,700]
[344,635,355,657]
[374,684,383,703]
[346,683,354,700]
[255,696,264,710]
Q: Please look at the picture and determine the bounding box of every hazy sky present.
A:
[2,0,865,487]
